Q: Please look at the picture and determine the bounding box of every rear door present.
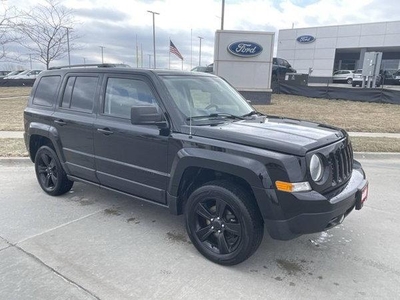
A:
[94,74,169,204]
[53,74,101,182]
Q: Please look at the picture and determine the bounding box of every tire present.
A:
[34,146,73,196]
[347,78,353,84]
[185,180,264,265]
[352,82,356,87]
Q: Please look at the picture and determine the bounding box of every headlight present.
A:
[310,154,323,182]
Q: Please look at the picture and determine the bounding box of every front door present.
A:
[94,75,169,204]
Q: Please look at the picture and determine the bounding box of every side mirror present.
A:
[131,105,166,126]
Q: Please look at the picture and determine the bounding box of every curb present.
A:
[353,152,400,160]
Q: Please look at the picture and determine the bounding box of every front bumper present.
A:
[263,162,367,240]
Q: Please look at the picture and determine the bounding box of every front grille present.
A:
[329,142,353,187]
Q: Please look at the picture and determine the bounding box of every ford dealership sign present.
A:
[296,35,316,43]
[227,41,263,57]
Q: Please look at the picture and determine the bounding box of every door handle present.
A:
[54,119,67,126]
[97,128,114,135]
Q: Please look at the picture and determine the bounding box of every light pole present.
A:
[99,46,105,63]
[221,0,225,30]
[198,36,203,66]
[29,54,32,69]
[148,54,152,68]
[61,26,72,66]
[147,10,159,69]
[66,27,71,66]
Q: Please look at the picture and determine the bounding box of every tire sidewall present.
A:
[34,146,65,196]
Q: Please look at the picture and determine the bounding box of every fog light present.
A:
[275,181,311,193]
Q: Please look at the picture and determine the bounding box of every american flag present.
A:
[170,40,183,60]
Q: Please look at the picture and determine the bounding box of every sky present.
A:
[2,0,400,70]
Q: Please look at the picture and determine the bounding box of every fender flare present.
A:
[27,122,68,170]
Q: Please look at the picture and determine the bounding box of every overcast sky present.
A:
[3,0,400,70]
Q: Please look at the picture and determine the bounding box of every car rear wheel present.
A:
[185,180,264,265]
[35,146,73,196]
[347,78,353,84]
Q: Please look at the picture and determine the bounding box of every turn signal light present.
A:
[275,181,311,193]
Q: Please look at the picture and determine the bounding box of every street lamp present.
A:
[66,27,71,66]
[147,10,159,69]
[99,46,105,63]
[61,26,72,66]
[198,36,204,66]
[221,0,225,30]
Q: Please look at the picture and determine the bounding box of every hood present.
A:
[187,116,346,156]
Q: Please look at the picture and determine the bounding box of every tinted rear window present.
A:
[32,76,61,107]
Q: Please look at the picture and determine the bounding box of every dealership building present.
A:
[277,20,400,81]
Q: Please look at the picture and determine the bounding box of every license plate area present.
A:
[355,181,368,210]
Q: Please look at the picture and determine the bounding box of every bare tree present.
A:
[17,0,79,69]
[0,3,19,61]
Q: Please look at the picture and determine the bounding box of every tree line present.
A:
[0,0,78,69]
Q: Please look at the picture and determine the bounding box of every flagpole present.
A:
[168,38,171,69]
[136,34,139,68]
[190,29,193,69]
[140,44,143,68]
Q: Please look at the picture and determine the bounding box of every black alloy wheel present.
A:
[185,180,264,265]
[34,146,73,196]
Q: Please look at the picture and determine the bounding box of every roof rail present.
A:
[49,63,131,70]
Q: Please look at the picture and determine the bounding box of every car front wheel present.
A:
[347,78,353,84]
[185,180,264,265]
[34,146,73,196]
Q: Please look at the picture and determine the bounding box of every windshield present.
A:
[160,75,253,121]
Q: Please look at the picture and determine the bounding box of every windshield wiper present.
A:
[186,113,244,121]
[241,110,264,117]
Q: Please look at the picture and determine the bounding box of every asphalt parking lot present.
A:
[0,157,399,299]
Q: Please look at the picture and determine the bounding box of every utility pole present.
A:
[198,36,203,66]
[148,54,152,68]
[99,46,105,63]
[29,54,32,69]
[221,0,225,30]
[66,27,71,66]
[147,10,159,69]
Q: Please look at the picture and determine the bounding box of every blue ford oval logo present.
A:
[296,35,316,43]
[227,41,263,57]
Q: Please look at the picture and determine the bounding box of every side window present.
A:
[61,76,98,113]
[32,76,61,107]
[104,77,159,119]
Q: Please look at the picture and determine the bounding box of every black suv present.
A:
[24,66,368,265]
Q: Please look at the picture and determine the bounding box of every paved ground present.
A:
[0,158,399,299]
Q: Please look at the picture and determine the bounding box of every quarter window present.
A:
[32,76,61,107]
[104,78,159,119]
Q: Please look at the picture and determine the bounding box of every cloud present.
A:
[74,7,130,22]
[2,0,400,70]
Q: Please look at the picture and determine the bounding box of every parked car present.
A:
[24,65,368,265]
[191,64,213,73]
[352,69,382,87]
[332,70,354,84]
[3,70,24,79]
[11,69,43,79]
[272,57,296,81]
[0,71,11,78]
[391,69,400,85]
